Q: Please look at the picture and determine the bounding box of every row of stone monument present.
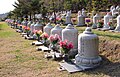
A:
[6,18,102,72]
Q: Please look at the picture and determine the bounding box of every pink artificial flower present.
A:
[41,32,49,39]
[68,42,74,49]
[33,30,38,34]
[107,22,112,26]
[54,34,61,41]
[49,35,54,42]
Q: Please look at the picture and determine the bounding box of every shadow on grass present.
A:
[83,55,120,77]
[96,33,120,39]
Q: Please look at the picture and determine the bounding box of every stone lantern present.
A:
[44,23,53,36]
[65,11,72,25]
[51,24,62,37]
[75,27,102,68]
[115,15,120,31]
[77,11,86,26]
[34,21,43,31]
[103,13,113,29]
[92,13,101,29]
[62,24,78,55]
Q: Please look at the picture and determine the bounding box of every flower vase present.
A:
[26,31,29,37]
[63,54,70,62]
[50,44,58,52]
[37,36,40,42]
[43,40,49,47]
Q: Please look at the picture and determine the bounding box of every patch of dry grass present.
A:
[0,22,120,77]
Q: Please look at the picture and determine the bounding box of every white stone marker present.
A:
[75,27,102,68]
[92,13,101,29]
[103,13,113,29]
[65,11,72,25]
[112,8,117,16]
[62,24,78,51]
[110,5,115,12]
[51,24,63,37]
[82,8,87,17]
[44,23,53,36]
[30,22,35,33]
[77,11,86,26]
[27,21,32,27]
[34,21,43,31]
[115,15,120,32]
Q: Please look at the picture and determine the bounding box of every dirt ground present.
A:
[0,22,120,77]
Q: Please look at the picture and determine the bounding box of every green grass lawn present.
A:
[0,22,119,77]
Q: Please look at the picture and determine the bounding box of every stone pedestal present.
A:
[92,13,101,29]
[65,12,72,25]
[75,27,102,68]
[34,21,43,31]
[103,13,113,29]
[115,15,120,32]
[62,24,78,56]
[51,24,63,37]
[77,12,85,26]
[44,23,53,36]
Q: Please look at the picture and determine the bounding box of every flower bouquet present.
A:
[23,26,30,36]
[97,20,104,28]
[33,30,42,42]
[41,32,49,47]
[48,34,61,52]
[85,19,91,27]
[107,22,115,30]
[59,40,74,62]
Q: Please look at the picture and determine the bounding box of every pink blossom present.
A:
[33,30,38,34]
[41,33,49,39]
[68,42,74,49]
[49,35,54,42]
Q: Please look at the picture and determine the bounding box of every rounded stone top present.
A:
[66,24,74,29]
[55,24,60,27]
[83,27,93,34]
[66,12,71,16]
[45,23,53,28]
[105,12,112,17]
[78,11,81,15]
[94,13,100,17]
[53,24,62,30]
[47,23,50,26]
[34,22,42,27]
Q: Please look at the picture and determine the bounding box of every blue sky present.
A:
[0,0,17,14]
